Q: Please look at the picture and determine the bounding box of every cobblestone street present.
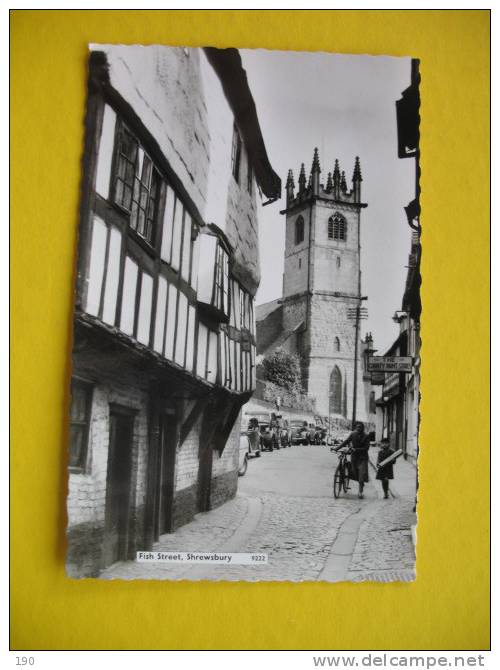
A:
[101,445,417,582]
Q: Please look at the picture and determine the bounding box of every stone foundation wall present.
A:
[175,414,202,493]
[211,411,241,479]
[210,469,238,510]
[209,410,240,509]
[172,484,198,531]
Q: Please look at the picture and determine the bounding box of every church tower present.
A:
[281,148,369,420]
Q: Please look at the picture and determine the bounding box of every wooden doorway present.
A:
[152,411,177,540]
[103,405,136,567]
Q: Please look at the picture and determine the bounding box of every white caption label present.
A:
[136,551,268,565]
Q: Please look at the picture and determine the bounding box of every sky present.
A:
[240,49,415,353]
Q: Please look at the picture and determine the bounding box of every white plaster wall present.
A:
[92,45,261,295]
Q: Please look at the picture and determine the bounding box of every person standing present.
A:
[376,438,395,499]
[336,421,370,499]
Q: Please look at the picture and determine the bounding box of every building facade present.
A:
[67,46,280,577]
[256,149,375,425]
[374,58,420,463]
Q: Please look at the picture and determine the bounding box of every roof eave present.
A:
[204,47,281,201]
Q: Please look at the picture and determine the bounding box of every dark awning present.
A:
[204,47,282,201]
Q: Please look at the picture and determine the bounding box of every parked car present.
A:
[259,423,275,452]
[325,433,342,447]
[278,418,291,447]
[307,423,317,444]
[270,413,291,448]
[313,425,328,445]
[329,435,346,451]
[289,420,309,445]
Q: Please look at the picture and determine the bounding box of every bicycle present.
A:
[333,447,351,498]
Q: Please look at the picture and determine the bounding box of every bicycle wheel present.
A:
[333,465,343,498]
[342,461,350,492]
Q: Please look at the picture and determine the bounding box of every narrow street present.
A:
[101,445,416,582]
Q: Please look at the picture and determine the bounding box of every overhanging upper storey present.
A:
[204,47,282,203]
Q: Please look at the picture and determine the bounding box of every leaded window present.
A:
[214,244,229,315]
[130,154,161,243]
[69,379,93,472]
[114,124,137,212]
[196,233,229,320]
[328,217,334,239]
[331,212,347,241]
[329,366,342,415]
[113,122,162,245]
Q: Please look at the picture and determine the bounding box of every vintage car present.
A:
[329,435,347,451]
[269,414,292,448]
[312,425,328,445]
[289,420,310,445]
[259,423,276,451]
[278,417,291,447]
[306,423,317,444]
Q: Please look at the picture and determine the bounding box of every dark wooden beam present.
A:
[179,395,209,446]
[213,397,245,455]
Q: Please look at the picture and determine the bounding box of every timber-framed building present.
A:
[67,46,280,577]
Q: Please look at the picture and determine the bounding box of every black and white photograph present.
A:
[66,43,420,582]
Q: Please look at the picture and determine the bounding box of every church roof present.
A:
[256,298,282,322]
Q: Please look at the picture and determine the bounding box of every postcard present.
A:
[66,44,420,581]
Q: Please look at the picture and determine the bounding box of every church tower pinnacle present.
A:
[352,156,362,202]
[298,163,307,194]
[310,147,321,195]
[286,169,295,205]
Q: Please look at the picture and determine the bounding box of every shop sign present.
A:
[368,356,413,373]
[383,374,400,398]
[370,371,385,385]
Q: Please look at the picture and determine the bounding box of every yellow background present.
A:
[11,10,490,650]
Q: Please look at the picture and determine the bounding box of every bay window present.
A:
[197,232,230,321]
[85,105,264,396]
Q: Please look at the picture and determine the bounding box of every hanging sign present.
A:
[367,356,413,373]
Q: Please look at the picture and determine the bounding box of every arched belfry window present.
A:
[329,366,342,415]
[295,216,305,245]
[328,217,334,239]
[335,337,341,352]
[329,212,346,241]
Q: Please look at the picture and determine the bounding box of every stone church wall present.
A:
[307,295,371,422]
